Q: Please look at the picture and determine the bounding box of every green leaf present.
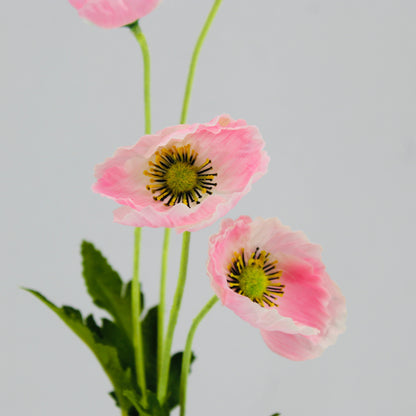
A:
[109,391,119,407]
[25,288,139,411]
[81,241,144,340]
[128,407,139,416]
[140,305,196,410]
[141,306,159,392]
[124,390,168,416]
[86,315,135,371]
[270,413,281,416]
[166,351,196,410]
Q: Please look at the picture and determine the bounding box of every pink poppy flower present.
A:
[68,0,161,29]
[93,115,269,232]
[207,216,346,361]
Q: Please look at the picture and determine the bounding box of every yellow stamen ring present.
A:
[227,247,285,307]
[144,144,217,207]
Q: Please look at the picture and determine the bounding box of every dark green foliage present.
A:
[141,306,196,411]
[142,306,159,391]
[166,351,195,410]
[25,241,197,415]
[24,289,138,411]
[109,390,119,407]
[125,390,169,416]
[81,241,144,340]
[86,316,135,371]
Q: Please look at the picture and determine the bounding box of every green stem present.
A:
[130,21,152,134]
[158,227,171,378]
[130,20,172,394]
[129,21,152,409]
[180,0,223,124]
[179,296,218,416]
[131,228,147,405]
[121,409,129,416]
[157,231,192,403]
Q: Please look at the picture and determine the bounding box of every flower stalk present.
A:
[130,20,152,408]
[180,0,223,124]
[130,20,173,387]
[179,295,219,416]
[158,227,171,378]
[131,227,147,405]
[157,0,224,405]
[157,231,192,403]
[130,21,152,135]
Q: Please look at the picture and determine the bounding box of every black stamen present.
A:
[146,145,217,207]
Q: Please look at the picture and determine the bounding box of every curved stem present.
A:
[130,22,172,386]
[131,228,147,405]
[180,0,223,124]
[130,21,152,134]
[128,21,152,407]
[179,296,218,416]
[157,231,192,403]
[157,228,171,378]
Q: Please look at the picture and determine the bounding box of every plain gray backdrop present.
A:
[1,0,415,415]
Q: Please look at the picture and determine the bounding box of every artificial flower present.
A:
[68,0,162,29]
[207,216,346,360]
[93,115,269,232]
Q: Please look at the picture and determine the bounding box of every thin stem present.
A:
[121,409,129,416]
[180,0,223,124]
[130,21,152,134]
[157,227,171,378]
[129,21,152,408]
[179,296,218,416]
[157,231,192,403]
[132,227,147,405]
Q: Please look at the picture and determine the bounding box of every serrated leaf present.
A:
[87,315,135,371]
[81,241,144,340]
[25,288,139,411]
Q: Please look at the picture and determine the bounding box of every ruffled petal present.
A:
[207,216,346,360]
[70,0,162,29]
[260,275,346,361]
[94,116,268,232]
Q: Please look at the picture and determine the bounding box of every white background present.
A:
[1,0,415,415]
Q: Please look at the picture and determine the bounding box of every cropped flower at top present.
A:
[207,216,347,361]
[68,0,162,29]
[93,115,269,232]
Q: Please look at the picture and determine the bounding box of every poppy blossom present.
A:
[207,216,346,360]
[93,116,269,232]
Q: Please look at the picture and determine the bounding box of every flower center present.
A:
[144,144,217,207]
[165,162,198,194]
[238,265,269,299]
[227,248,285,307]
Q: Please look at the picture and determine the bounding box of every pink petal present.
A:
[69,0,162,29]
[260,275,346,361]
[207,216,347,360]
[93,116,269,232]
[69,0,86,8]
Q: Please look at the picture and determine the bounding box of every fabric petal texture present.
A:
[93,115,269,232]
[207,216,346,361]
[69,0,162,29]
